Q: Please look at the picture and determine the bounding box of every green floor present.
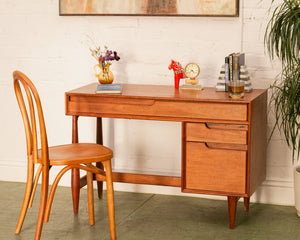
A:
[1,181,300,240]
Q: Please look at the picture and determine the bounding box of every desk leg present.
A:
[244,197,250,211]
[96,117,104,199]
[227,196,238,229]
[71,116,80,214]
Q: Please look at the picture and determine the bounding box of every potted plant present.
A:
[264,0,300,214]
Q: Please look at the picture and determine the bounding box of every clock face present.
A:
[184,63,200,79]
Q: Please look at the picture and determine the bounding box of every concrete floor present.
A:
[1,181,300,240]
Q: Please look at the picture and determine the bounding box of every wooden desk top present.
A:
[66,83,267,104]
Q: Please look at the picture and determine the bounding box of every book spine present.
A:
[229,54,233,81]
[238,53,245,66]
[233,54,239,82]
[225,57,229,92]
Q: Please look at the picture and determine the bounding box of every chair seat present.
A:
[37,143,113,165]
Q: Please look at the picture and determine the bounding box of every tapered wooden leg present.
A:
[28,165,42,208]
[87,171,95,225]
[102,160,116,240]
[34,166,49,240]
[15,161,35,234]
[96,117,104,199]
[227,196,238,229]
[71,115,80,214]
[71,169,80,214]
[244,197,250,211]
[96,162,104,199]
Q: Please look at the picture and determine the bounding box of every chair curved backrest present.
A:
[13,71,49,166]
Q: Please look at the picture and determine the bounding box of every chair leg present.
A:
[102,160,116,240]
[87,171,95,225]
[28,165,42,208]
[34,166,49,240]
[44,165,73,223]
[71,168,80,214]
[15,162,35,234]
[96,162,104,199]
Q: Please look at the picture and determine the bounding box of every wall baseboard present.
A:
[0,163,294,206]
[111,180,295,206]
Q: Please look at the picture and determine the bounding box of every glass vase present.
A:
[94,62,114,84]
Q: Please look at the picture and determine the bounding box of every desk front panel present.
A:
[186,122,248,145]
[66,95,248,121]
[185,142,247,194]
[183,121,248,196]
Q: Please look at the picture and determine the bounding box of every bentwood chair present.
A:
[13,71,116,240]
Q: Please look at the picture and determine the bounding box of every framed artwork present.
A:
[59,0,239,17]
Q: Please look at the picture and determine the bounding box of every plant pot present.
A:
[294,166,300,217]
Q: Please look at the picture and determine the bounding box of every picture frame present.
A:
[59,0,239,17]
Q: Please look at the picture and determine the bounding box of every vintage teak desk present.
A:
[65,83,267,229]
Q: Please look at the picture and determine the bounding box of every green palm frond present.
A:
[265,0,300,66]
[269,61,300,162]
[265,0,300,162]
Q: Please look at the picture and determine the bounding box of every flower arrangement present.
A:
[90,44,120,84]
[90,45,120,68]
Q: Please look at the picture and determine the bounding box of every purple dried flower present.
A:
[107,56,115,61]
[114,51,120,61]
[91,44,120,64]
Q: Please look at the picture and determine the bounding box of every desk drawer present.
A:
[185,142,246,194]
[186,123,248,144]
[67,96,248,121]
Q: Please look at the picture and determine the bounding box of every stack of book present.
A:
[216,52,252,92]
[96,84,122,94]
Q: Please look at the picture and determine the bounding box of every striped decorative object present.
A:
[216,65,253,92]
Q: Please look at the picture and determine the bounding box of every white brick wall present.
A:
[0,0,296,205]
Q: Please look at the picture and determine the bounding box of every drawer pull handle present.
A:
[203,142,247,151]
[204,142,211,149]
[203,123,248,131]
